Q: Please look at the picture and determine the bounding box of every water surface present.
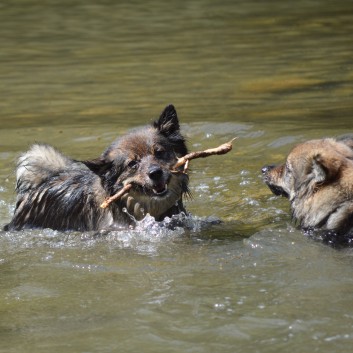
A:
[1,1,353,352]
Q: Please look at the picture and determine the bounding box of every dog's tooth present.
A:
[152,184,168,195]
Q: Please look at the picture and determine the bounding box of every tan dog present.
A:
[262,137,353,240]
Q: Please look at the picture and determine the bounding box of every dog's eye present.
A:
[127,160,139,169]
[154,149,168,159]
[285,162,292,174]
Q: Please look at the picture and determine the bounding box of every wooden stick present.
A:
[99,138,236,208]
[173,137,237,171]
[100,184,132,209]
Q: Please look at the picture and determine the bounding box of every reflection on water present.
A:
[1,0,352,129]
[1,0,353,352]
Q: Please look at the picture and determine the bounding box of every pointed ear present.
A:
[312,153,342,183]
[82,158,113,176]
[153,104,180,137]
[338,136,353,150]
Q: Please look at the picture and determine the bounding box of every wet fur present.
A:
[5,105,189,231]
[262,137,353,242]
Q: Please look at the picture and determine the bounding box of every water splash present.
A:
[0,212,221,254]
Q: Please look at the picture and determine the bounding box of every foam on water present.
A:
[0,212,222,254]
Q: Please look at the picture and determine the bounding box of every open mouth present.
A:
[152,182,168,196]
[268,184,289,198]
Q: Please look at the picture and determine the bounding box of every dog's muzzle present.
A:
[261,164,276,175]
[262,164,289,198]
[148,165,168,195]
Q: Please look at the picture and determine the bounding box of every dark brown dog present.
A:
[262,137,353,240]
[4,105,190,231]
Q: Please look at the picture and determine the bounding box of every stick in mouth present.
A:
[100,184,132,209]
[100,138,236,209]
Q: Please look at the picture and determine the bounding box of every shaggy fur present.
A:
[262,137,353,240]
[5,105,189,231]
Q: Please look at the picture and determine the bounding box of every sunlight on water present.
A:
[1,0,353,352]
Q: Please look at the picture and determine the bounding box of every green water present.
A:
[1,1,353,352]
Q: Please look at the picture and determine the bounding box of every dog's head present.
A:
[262,137,353,233]
[85,104,189,221]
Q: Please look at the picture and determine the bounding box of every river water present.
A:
[1,1,353,352]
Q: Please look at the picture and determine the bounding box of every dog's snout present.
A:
[262,164,276,175]
[148,165,164,181]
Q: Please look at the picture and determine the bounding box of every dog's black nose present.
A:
[148,166,164,181]
[262,165,275,174]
